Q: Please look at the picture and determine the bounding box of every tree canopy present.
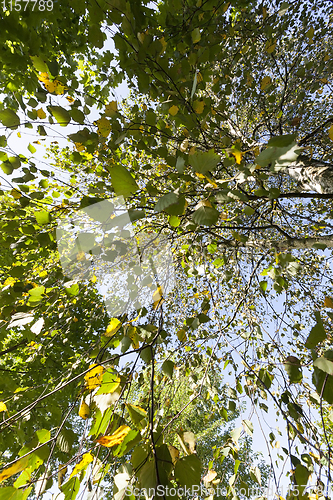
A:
[1,0,333,499]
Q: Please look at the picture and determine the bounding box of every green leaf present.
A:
[36,429,50,444]
[1,162,13,175]
[192,206,219,226]
[0,487,32,500]
[70,108,85,124]
[305,312,326,348]
[34,210,50,225]
[174,454,201,488]
[65,283,80,296]
[113,429,140,457]
[48,106,71,127]
[28,286,45,297]
[313,350,333,403]
[250,466,261,486]
[313,356,333,376]
[242,420,253,436]
[96,372,120,394]
[61,477,80,500]
[131,444,149,471]
[0,109,20,129]
[192,28,201,44]
[189,149,220,174]
[230,426,242,443]
[267,134,296,148]
[256,143,300,168]
[260,281,267,292]
[107,164,139,197]
[56,428,76,454]
[161,360,174,378]
[30,56,49,73]
[165,195,186,216]
[126,404,147,427]
[294,464,310,496]
[154,192,178,212]
[169,215,180,227]
[176,156,185,173]
[140,347,152,364]
[283,357,302,384]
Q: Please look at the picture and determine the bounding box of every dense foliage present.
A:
[1,0,333,499]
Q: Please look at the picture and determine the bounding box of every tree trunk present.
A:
[288,155,333,194]
[216,234,333,252]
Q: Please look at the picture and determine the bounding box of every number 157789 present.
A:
[2,0,53,11]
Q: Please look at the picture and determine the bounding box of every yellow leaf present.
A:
[127,325,140,349]
[105,101,118,117]
[0,402,7,412]
[262,6,267,18]
[78,400,90,419]
[105,318,122,337]
[324,297,333,308]
[3,277,16,287]
[159,37,167,52]
[73,317,79,322]
[265,39,276,53]
[261,76,272,90]
[137,32,145,44]
[66,96,75,103]
[38,72,49,83]
[54,80,66,95]
[69,453,94,479]
[75,142,86,152]
[177,329,187,343]
[58,464,67,487]
[169,105,179,116]
[196,200,212,209]
[96,117,111,137]
[10,189,22,199]
[90,275,97,283]
[84,364,104,390]
[306,27,314,41]
[329,125,333,142]
[193,100,205,114]
[44,80,56,93]
[246,75,253,86]
[167,445,180,465]
[0,457,29,483]
[203,470,217,483]
[96,425,131,447]
[324,54,329,61]
[152,285,163,303]
[17,132,21,138]
[180,139,189,152]
[232,150,242,164]
[152,285,164,310]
